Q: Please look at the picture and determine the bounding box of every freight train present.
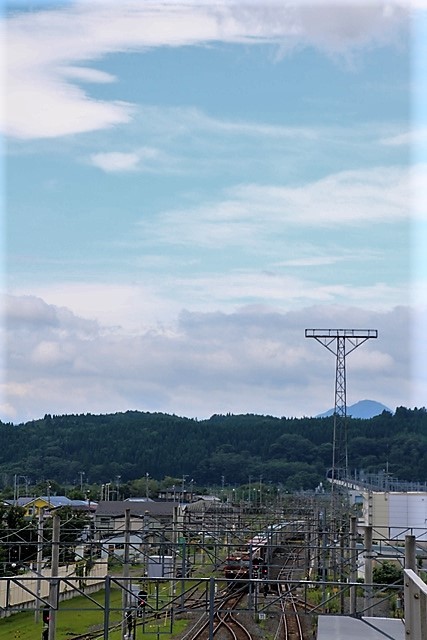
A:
[223,521,304,580]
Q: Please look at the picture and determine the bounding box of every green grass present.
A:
[0,587,190,640]
[0,588,119,640]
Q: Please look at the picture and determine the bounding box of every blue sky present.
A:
[2,1,426,423]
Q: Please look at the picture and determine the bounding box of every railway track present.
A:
[276,547,306,640]
[186,588,253,640]
[54,539,311,640]
[64,582,242,640]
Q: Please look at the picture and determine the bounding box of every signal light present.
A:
[42,606,50,625]
[138,589,147,608]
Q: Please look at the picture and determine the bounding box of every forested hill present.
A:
[0,407,426,490]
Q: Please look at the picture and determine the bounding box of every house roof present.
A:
[95,500,178,518]
[5,496,96,510]
[5,497,36,507]
[185,499,234,513]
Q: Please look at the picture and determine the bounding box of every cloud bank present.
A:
[2,293,423,424]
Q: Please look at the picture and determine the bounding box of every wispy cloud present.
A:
[2,2,409,139]
[80,107,412,186]
[137,165,419,254]
[380,128,427,146]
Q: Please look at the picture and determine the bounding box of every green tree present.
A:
[373,561,403,586]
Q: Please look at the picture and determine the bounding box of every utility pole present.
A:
[349,515,358,615]
[35,511,44,623]
[121,508,131,639]
[364,525,374,615]
[79,471,85,493]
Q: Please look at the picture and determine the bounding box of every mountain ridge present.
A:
[316,399,392,419]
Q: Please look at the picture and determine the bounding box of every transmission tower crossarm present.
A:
[305,329,378,355]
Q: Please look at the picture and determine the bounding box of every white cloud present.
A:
[62,66,117,84]
[31,340,73,367]
[1,294,422,423]
[138,165,419,253]
[11,266,409,340]
[232,165,421,226]
[90,151,140,172]
[2,1,410,139]
[7,285,182,333]
[89,146,177,173]
[276,256,341,267]
[143,106,318,140]
[5,77,134,139]
[380,128,427,146]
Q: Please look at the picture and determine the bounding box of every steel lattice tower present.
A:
[305,329,378,489]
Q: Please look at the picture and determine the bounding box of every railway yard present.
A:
[59,539,314,640]
[1,496,425,639]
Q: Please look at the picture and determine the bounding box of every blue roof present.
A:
[5,496,90,508]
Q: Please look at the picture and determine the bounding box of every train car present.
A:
[223,521,308,582]
[247,535,268,562]
[224,536,268,580]
[224,552,250,579]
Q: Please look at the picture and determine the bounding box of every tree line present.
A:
[0,406,426,493]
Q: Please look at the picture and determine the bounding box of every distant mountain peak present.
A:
[317,399,392,419]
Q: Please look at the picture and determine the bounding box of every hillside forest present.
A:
[0,407,426,494]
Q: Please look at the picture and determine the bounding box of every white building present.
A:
[360,491,427,543]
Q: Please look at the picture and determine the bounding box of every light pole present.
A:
[181,475,188,502]
[47,481,51,510]
[79,471,85,493]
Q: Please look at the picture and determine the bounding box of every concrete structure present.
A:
[404,569,427,640]
[359,491,427,542]
[0,561,106,616]
[318,616,404,639]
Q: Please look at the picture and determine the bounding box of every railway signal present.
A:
[137,589,148,617]
[42,606,50,640]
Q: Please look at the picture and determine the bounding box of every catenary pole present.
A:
[48,514,60,640]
